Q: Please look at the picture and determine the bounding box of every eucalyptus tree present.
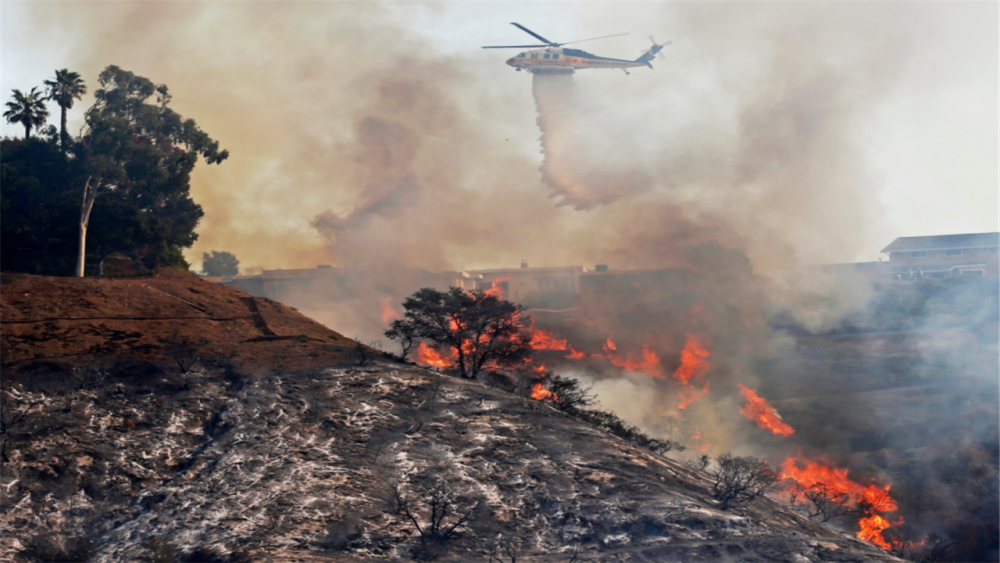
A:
[3,88,50,140]
[74,65,228,277]
[43,69,87,150]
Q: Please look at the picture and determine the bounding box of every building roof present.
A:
[465,266,586,275]
[881,232,999,253]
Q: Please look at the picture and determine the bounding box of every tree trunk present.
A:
[76,221,88,277]
[75,176,98,277]
[24,123,31,140]
[60,107,68,151]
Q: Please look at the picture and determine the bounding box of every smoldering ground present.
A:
[16,0,997,558]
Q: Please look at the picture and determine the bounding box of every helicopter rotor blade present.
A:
[510,22,557,45]
[558,33,628,46]
[481,44,549,49]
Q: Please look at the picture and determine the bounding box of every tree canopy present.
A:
[43,69,86,149]
[3,88,49,140]
[385,287,533,379]
[202,251,239,277]
[1,66,227,276]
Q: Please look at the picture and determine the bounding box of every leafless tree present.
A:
[388,479,480,560]
[545,376,595,413]
[788,482,856,523]
[710,453,781,510]
[685,454,711,472]
[487,531,525,563]
[351,339,382,367]
[163,335,204,373]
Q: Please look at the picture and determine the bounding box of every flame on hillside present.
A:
[674,333,712,409]
[531,382,555,401]
[780,457,899,549]
[595,338,664,378]
[525,318,568,350]
[416,342,456,369]
[737,384,794,437]
[674,333,710,384]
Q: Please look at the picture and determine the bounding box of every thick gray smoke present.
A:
[10,1,996,556]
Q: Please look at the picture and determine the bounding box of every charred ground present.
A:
[2,270,906,562]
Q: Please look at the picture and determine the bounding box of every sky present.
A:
[2,0,996,272]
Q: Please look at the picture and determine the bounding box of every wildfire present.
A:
[531,382,555,401]
[415,343,456,369]
[525,318,568,350]
[858,515,899,550]
[673,333,712,409]
[565,346,587,359]
[780,457,900,549]
[381,297,401,323]
[484,274,511,299]
[674,333,710,384]
[594,336,664,378]
[736,384,794,437]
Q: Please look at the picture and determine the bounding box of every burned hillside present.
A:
[0,270,908,562]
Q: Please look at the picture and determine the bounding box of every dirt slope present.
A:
[1,269,354,373]
[0,271,904,562]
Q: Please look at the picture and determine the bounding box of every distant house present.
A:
[881,232,999,278]
[464,264,587,301]
[578,267,697,318]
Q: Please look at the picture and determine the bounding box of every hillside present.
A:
[0,270,904,562]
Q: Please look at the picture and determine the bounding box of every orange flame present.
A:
[672,333,712,409]
[484,274,510,299]
[531,382,555,401]
[565,346,587,359]
[858,515,896,550]
[594,336,663,378]
[736,384,794,437]
[698,442,712,453]
[381,297,401,323]
[525,318,568,350]
[780,457,900,549]
[415,343,456,369]
[674,333,710,385]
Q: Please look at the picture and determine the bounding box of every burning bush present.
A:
[385,287,532,379]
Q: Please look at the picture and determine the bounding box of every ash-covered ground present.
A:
[0,271,905,562]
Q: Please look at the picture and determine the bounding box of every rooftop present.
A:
[881,232,999,253]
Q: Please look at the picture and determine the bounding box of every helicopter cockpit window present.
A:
[543,54,551,59]
[517,53,526,58]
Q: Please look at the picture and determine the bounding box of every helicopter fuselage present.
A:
[506,46,650,74]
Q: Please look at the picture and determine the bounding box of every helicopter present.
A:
[482,23,669,75]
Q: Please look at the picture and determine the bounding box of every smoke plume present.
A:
[10,1,997,557]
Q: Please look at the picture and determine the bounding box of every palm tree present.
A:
[3,87,50,140]
[44,69,87,149]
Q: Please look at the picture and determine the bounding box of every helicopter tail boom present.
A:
[634,39,669,68]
